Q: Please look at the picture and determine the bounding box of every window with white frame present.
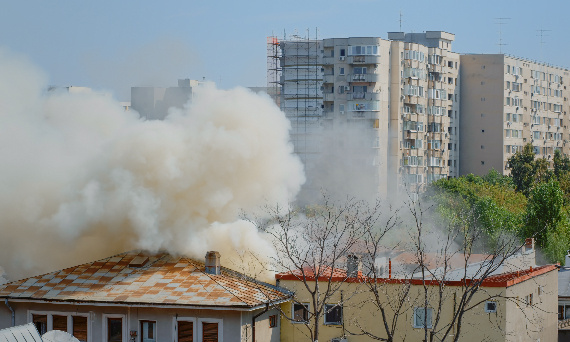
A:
[199,319,222,342]
[175,317,196,342]
[140,321,156,342]
[30,311,89,342]
[413,307,433,328]
[324,304,342,325]
[348,45,379,56]
[485,301,497,313]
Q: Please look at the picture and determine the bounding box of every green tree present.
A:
[524,179,564,248]
[553,149,570,178]
[508,144,536,195]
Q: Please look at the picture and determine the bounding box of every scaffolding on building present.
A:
[268,30,323,167]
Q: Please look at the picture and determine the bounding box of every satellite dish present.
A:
[42,331,80,342]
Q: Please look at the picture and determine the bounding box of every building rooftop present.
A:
[0,251,290,310]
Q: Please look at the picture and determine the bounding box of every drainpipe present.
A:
[252,303,269,342]
[4,299,15,327]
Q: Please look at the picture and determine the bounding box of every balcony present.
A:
[323,74,334,83]
[350,92,381,101]
[350,111,378,119]
[347,55,382,64]
[350,73,381,82]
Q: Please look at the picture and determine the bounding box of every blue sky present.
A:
[2,0,569,101]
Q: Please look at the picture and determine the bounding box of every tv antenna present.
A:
[495,17,511,54]
[537,27,551,61]
[399,10,403,31]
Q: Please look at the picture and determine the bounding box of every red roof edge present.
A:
[276,265,558,287]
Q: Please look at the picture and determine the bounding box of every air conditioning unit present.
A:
[331,338,347,342]
[339,56,345,61]
[340,111,345,115]
[344,86,350,91]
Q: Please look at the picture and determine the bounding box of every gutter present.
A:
[4,299,15,327]
[252,303,269,342]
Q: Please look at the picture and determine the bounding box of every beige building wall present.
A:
[460,54,570,176]
[278,269,556,342]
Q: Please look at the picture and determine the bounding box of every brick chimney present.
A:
[205,251,221,275]
[347,254,360,278]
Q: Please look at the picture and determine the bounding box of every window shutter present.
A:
[202,322,218,342]
[72,316,88,342]
[177,321,194,342]
[52,315,67,332]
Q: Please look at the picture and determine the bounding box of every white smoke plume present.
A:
[0,48,305,281]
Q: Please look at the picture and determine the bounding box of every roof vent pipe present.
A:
[205,251,221,275]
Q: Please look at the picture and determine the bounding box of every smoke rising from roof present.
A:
[0,48,304,281]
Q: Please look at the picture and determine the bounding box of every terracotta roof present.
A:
[276,265,362,282]
[276,264,557,288]
[0,251,290,309]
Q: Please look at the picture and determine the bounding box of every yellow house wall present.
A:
[279,271,556,342]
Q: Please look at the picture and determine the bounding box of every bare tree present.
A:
[352,194,544,342]
[251,196,392,342]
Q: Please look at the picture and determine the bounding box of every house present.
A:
[0,251,291,342]
[276,256,557,341]
[557,252,570,339]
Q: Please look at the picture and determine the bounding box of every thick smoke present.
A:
[0,48,304,281]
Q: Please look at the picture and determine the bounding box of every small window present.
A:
[140,321,156,342]
[202,322,218,342]
[33,314,47,335]
[293,303,309,323]
[177,321,194,342]
[324,304,342,325]
[413,307,432,328]
[72,316,88,342]
[53,315,68,332]
[485,301,497,313]
[269,315,277,328]
[108,318,123,342]
[340,49,346,57]
[339,67,345,75]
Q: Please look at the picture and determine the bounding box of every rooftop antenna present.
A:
[495,17,511,54]
[399,10,403,32]
[537,27,551,61]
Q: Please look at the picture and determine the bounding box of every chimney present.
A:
[205,251,221,275]
[347,254,360,278]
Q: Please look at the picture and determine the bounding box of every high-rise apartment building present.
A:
[460,54,570,175]
[268,31,460,197]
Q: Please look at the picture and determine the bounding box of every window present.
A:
[293,303,309,323]
[340,49,345,57]
[176,318,196,342]
[33,314,47,335]
[140,321,156,342]
[339,67,345,75]
[73,316,88,342]
[485,301,497,313]
[108,318,123,342]
[324,304,342,325]
[269,315,277,328]
[413,308,432,328]
[353,67,367,74]
[30,311,89,342]
[202,322,218,342]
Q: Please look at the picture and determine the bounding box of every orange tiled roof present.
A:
[0,251,290,309]
[276,265,363,281]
